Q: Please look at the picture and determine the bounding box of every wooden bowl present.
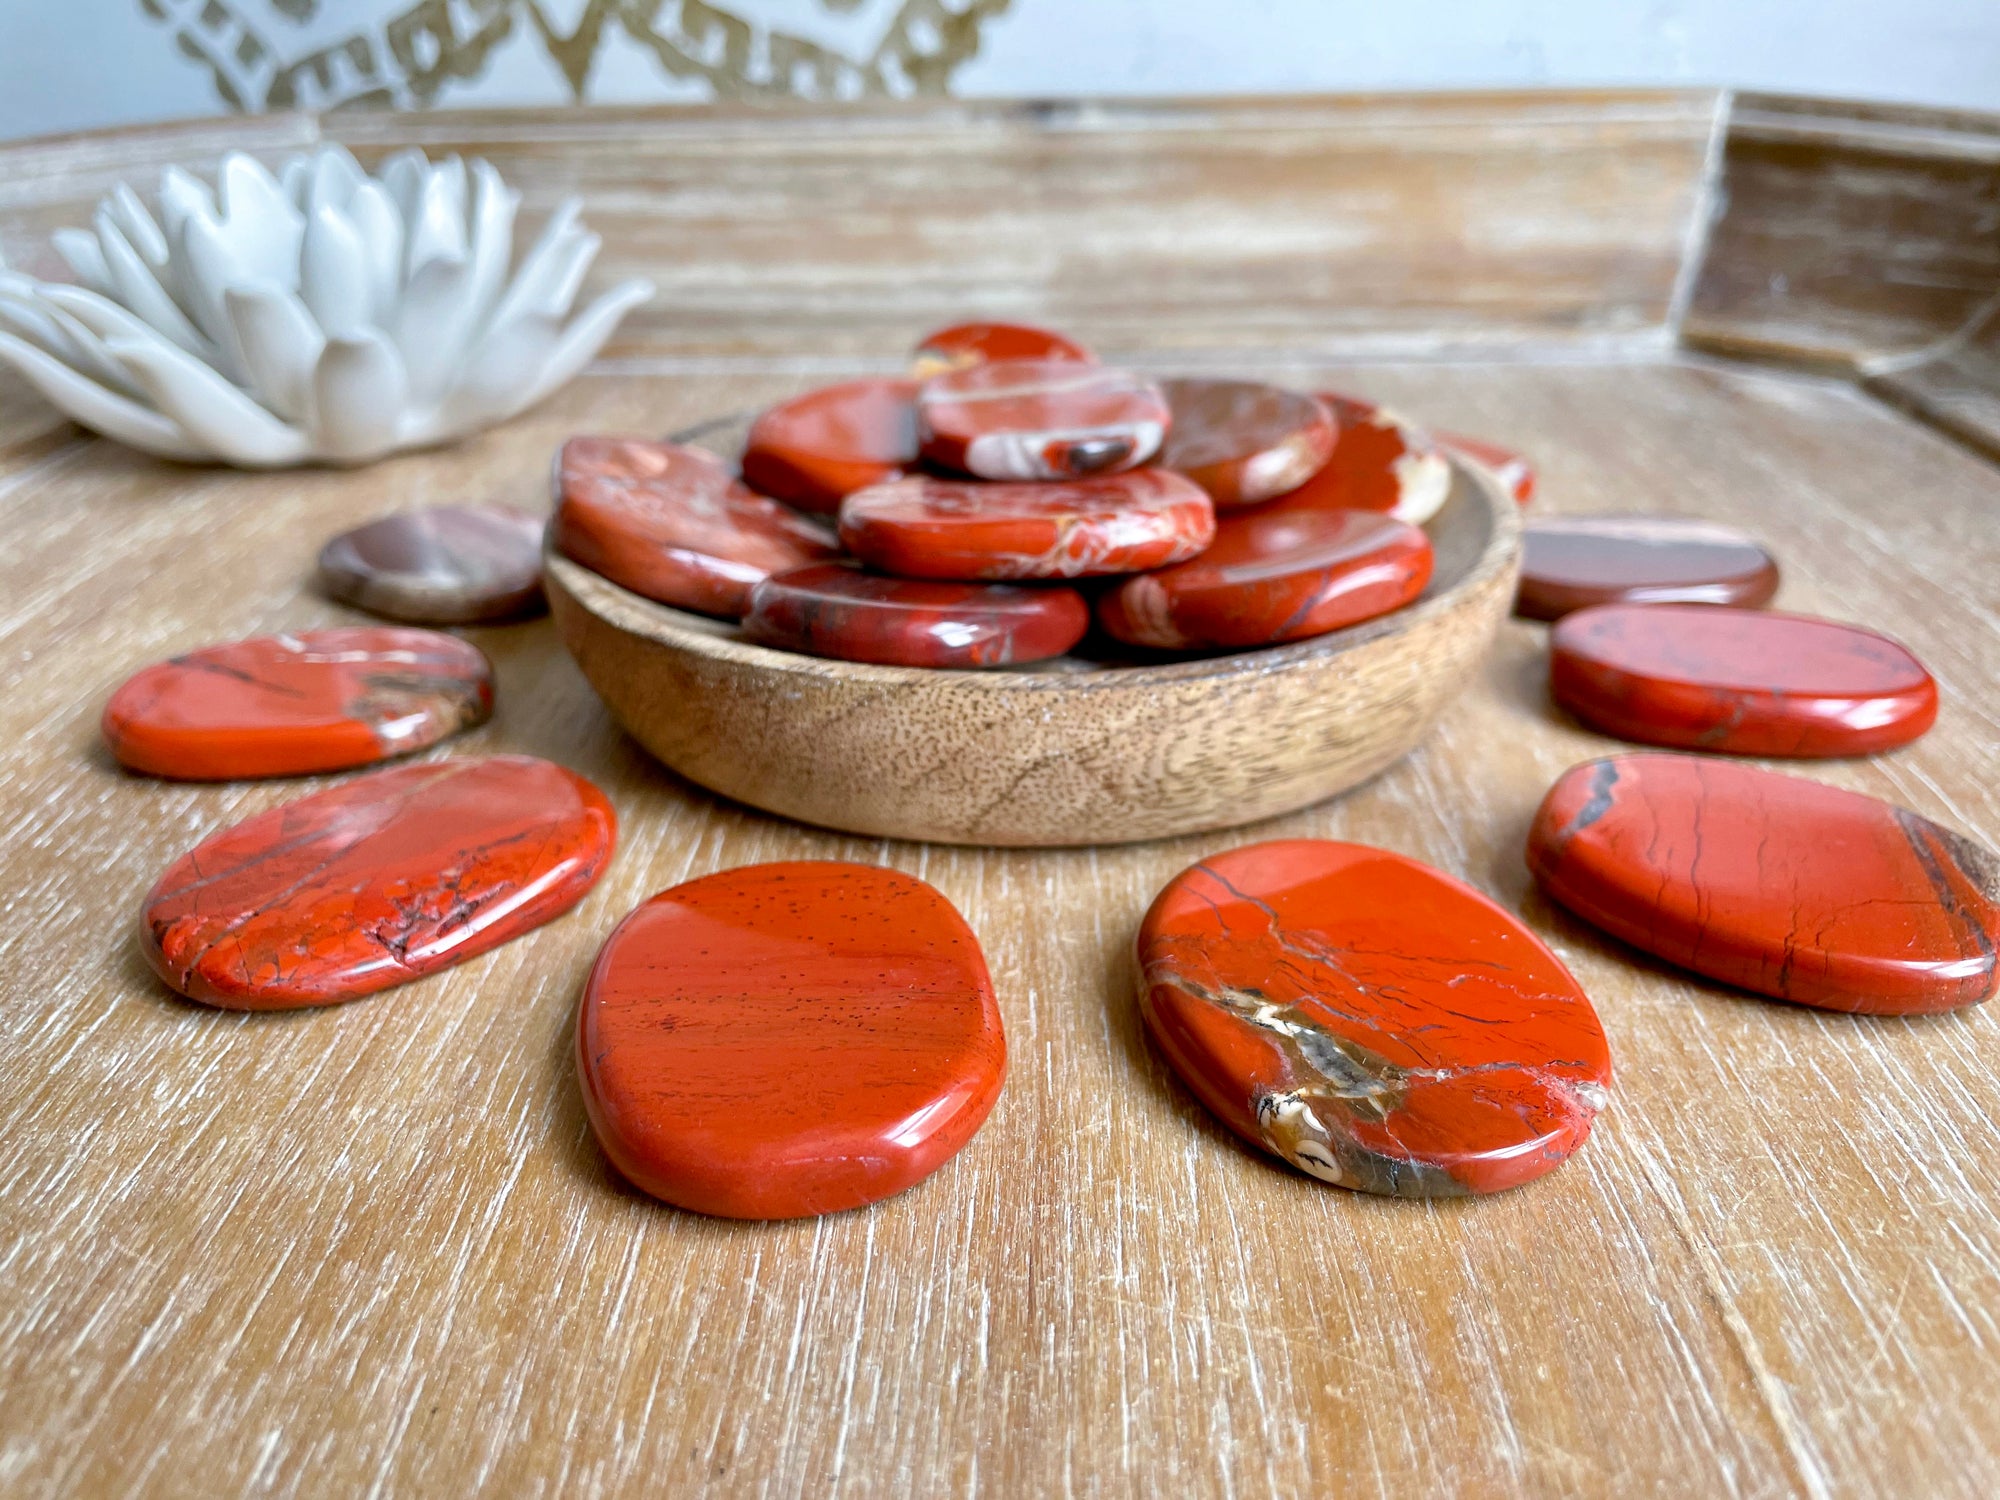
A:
[546,419,1520,846]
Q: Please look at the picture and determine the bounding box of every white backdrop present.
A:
[4,0,1998,142]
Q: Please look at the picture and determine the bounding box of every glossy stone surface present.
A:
[1437,430,1536,505]
[316,504,546,624]
[739,378,919,514]
[744,561,1089,668]
[554,436,839,617]
[1139,839,1611,1196]
[143,755,616,1010]
[577,861,1006,1218]
[911,321,1093,376]
[1265,392,1451,525]
[1097,507,1432,651]
[839,469,1214,581]
[917,360,1170,480]
[102,628,492,781]
[1516,514,1780,620]
[1529,754,1999,1013]
[1159,378,1338,508]
[1551,604,1937,757]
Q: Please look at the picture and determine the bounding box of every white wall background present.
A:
[4,0,1999,143]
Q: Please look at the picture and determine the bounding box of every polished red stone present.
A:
[554,436,839,617]
[577,861,1006,1218]
[839,469,1214,581]
[1517,514,1780,620]
[1529,754,1999,1013]
[744,561,1089,668]
[316,504,545,624]
[1436,430,1536,505]
[739,378,919,514]
[1551,604,1937,757]
[102,628,492,781]
[917,359,1170,480]
[911,321,1093,376]
[1097,507,1431,651]
[143,755,616,1010]
[1139,839,1611,1196]
[1263,391,1452,524]
[1159,379,1338,508]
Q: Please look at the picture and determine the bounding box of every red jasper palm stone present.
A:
[911,320,1094,376]
[739,378,919,513]
[1551,605,1937,757]
[554,436,839,617]
[1159,378,1338,507]
[839,469,1215,580]
[1517,515,1779,620]
[1139,840,1612,1196]
[143,755,617,1010]
[103,628,492,781]
[744,561,1089,668]
[917,359,1170,480]
[316,504,546,624]
[1529,754,2000,1013]
[1278,392,1452,524]
[577,861,1007,1218]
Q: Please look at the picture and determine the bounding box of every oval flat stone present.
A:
[838,469,1215,581]
[1529,754,1999,1013]
[911,320,1093,376]
[143,755,616,1010]
[1437,429,1535,505]
[102,628,492,781]
[1264,392,1452,525]
[1139,839,1612,1195]
[1551,604,1937,757]
[1516,514,1780,620]
[739,378,919,514]
[554,436,839,618]
[316,504,545,624]
[1159,378,1338,508]
[1097,507,1432,651]
[743,561,1088,668]
[577,861,1006,1218]
[917,359,1170,480]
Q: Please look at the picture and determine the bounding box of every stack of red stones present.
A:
[550,321,1501,669]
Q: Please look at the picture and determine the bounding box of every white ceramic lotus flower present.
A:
[0,146,654,467]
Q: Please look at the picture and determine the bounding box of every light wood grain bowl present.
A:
[547,422,1520,846]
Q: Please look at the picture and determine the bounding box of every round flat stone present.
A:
[1097,507,1431,651]
[1517,514,1780,620]
[917,359,1170,480]
[1264,392,1452,525]
[554,436,839,618]
[1551,604,1937,757]
[316,504,545,624]
[1529,754,1999,1013]
[1159,379,1337,508]
[911,320,1093,376]
[1139,839,1611,1196]
[838,469,1215,581]
[102,628,492,781]
[1437,429,1535,505]
[143,755,616,1010]
[743,561,1088,669]
[577,861,1006,1218]
[739,378,919,514]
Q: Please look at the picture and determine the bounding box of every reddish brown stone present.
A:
[554,436,839,617]
[838,469,1214,581]
[577,861,1006,1218]
[1529,754,1999,1013]
[101,628,491,781]
[1436,430,1536,505]
[1551,604,1937,757]
[1264,392,1451,524]
[1159,379,1338,508]
[1140,839,1612,1195]
[1516,514,1780,621]
[911,321,1093,376]
[917,360,1170,480]
[143,755,617,1010]
[743,562,1089,668]
[316,504,545,624]
[1097,508,1432,651]
[739,378,920,514]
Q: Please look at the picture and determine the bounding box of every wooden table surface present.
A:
[2,95,1999,1499]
